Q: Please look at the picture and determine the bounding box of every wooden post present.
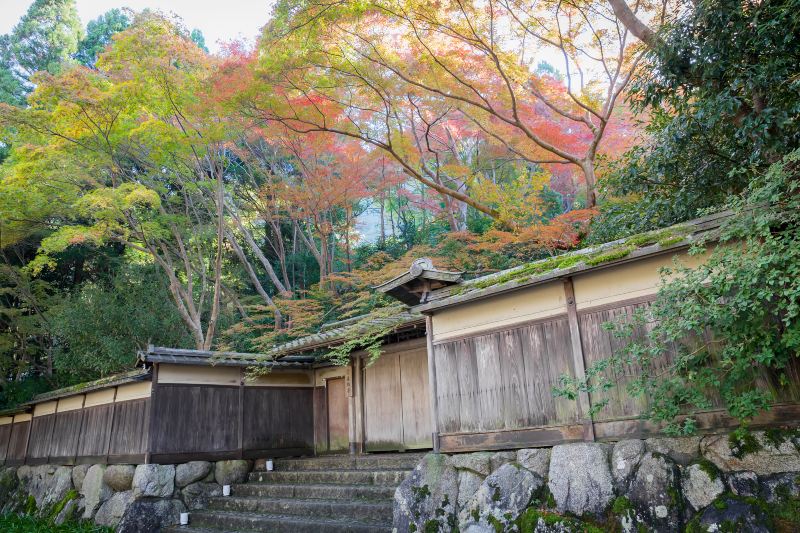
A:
[425,315,441,452]
[563,278,595,441]
[144,363,159,464]
[237,367,245,459]
[351,356,364,454]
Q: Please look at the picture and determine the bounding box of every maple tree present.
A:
[243,0,644,220]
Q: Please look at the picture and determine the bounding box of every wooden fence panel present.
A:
[108,399,149,459]
[398,348,432,449]
[150,385,240,458]
[364,352,403,449]
[6,421,29,464]
[498,329,529,429]
[0,424,11,463]
[242,387,313,454]
[433,341,461,434]
[434,315,578,440]
[455,338,481,432]
[474,334,504,431]
[48,410,84,463]
[312,386,328,453]
[27,415,54,462]
[76,404,113,459]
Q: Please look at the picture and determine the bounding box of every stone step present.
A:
[172,509,391,533]
[207,495,392,523]
[249,469,410,486]
[269,453,425,472]
[230,481,396,501]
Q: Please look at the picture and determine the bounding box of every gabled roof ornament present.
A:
[374,257,463,306]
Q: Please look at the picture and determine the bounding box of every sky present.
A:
[0,0,276,53]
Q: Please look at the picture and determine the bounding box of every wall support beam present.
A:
[238,368,245,459]
[425,315,441,452]
[563,278,595,441]
[144,363,159,464]
[352,356,365,454]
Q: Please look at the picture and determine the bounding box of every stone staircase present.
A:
[165,453,423,533]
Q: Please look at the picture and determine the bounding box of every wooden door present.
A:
[363,347,432,451]
[326,378,349,452]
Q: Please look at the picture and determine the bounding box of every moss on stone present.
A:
[24,494,37,515]
[47,489,79,521]
[729,428,762,458]
[611,496,634,515]
[515,508,605,533]
[692,458,723,481]
[667,486,684,512]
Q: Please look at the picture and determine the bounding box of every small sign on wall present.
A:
[345,375,353,397]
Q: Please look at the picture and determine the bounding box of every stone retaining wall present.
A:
[394,429,800,532]
[0,459,253,532]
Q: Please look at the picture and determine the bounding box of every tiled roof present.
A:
[413,211,730,313]
[264,310,425,358]
[28,368,152,404]
[140,310,425,367]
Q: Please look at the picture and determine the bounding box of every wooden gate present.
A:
[325,377,349,452]
[363,346,432,451]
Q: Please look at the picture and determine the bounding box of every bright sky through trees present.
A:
[0,0,275,53]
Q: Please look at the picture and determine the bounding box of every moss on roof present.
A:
[447,221,699,297]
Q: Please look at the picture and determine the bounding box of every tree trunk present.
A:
[227,229,284,328]
[607,0,658,47]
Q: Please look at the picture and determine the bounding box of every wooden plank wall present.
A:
[434,290,800,452]
[1,398,151,466]
[108,398,150,461]
[48,410,84,463]
[6,421,29,465]
[313,386,328,453]
[434,315,581,452]
[149,385,240,460]
[242,387,313,456]
[76,404,114,461]
[27,415,55,463]
[363,347,432,451]
[149,383,315,462]
[0,424,11,463]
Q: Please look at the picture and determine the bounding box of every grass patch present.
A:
[0,514,112,532]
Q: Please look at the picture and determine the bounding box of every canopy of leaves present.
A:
[595,0,800,240]
[74,8,130,67]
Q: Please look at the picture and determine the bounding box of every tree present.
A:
[559,149,800,434]
[190,29,209,53]
[75,8,130,67]
[6,0,83,79]
[594,0,800,239]
[249,0,643,216]
[0,37,26,107]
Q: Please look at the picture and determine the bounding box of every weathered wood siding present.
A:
[363,346,432,451]
[149,380,315,462]
[242,387,313,455]
[433,316,580,452]
[27,415,55,463]
[108,398,150,460]
[433,282,800,452]
[149,385,240,460]
[6,421,29,465]
[313,386,328,453]
[48,410,84,463]
[0,424,11,463]
[76,404,113,460]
